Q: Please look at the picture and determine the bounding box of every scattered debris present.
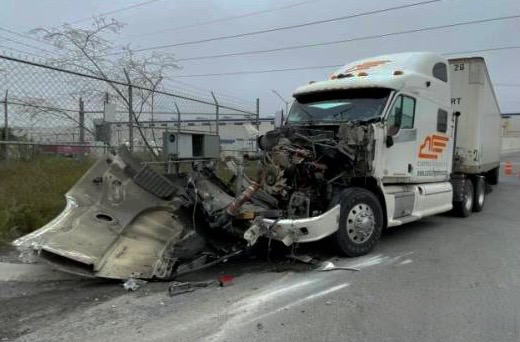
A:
[18,249,38,264]
[325,300,333,306]
[288,254,315,264]
[168,280,216,297]
[399,259,413,265]
[123,278,147,291]
[316,261,360,272]
[218,275,235,287]
[168,250,244,280]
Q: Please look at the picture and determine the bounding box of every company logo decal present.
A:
[330,60,391,79]
[418,134,449,159]
[342,60,390,74]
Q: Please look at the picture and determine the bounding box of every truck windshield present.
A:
[287,88,391,124]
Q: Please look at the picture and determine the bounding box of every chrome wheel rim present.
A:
[346,203,375,244]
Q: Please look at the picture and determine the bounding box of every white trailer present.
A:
[449,57,502,181]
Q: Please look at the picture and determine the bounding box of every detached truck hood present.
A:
[13,148,191,280]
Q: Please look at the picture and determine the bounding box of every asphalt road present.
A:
[1,155,520,342]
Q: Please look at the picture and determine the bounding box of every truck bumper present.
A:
[243,205,341,246]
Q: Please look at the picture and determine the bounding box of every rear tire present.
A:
[334,188,383,257]
[486,167,499,185]
[472,177,485,212]
[454,180,474,217]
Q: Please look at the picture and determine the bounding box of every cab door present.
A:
[383,93,418,183]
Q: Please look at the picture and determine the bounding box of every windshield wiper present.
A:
[291,104,315,125]
[332,105,354,121]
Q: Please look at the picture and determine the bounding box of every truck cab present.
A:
[292,52,454,185]
[251,52,500,256]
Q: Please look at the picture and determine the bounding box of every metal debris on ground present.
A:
[168,250,244,280]
[18,249,38,264]
[168,280,216,296]
[123,278,148,291]
[288,254,315,264]
[316,260,360,272]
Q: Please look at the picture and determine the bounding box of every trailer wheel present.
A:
[486,167,499,185]
[334,188,383,257]
[454,180,474,217]
[472,177,485,212]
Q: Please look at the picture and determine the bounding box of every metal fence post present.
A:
[256,97,260,151]
[79,97,85,144]
[2,90,8,161]
[124,69,134,153]
[211,92,219,136]
[173,100,181,174]
[77,97,85,161]
[128,84,134,152]
[255,97,260,130]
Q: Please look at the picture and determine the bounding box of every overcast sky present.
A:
[1,0,519,115]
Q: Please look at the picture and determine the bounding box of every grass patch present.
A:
[0,156,93,244]
[0,156,261,246]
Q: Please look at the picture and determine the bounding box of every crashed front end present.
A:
[14,121,378,279]
[200,123,374,246]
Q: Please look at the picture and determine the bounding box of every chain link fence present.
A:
[0,54,265,163]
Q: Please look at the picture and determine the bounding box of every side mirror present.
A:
[274,109,284,128]
[386,135,394,148]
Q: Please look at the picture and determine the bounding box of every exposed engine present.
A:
[250,123,375,218]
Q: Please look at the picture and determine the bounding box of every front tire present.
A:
[334,188,383,257]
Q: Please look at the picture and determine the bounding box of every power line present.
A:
[0,25,89,61]
[0,34,60,58]
[165,78,252,104]
[69,0,164,25]
[175,15,520,62]
[0,44,46,58]
[127,0,331,39]
[175,64,343,78]
[0,26,57,48]
[172,45,520,78]
[101,0,442,56]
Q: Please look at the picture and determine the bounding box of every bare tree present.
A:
[31,17,180,157]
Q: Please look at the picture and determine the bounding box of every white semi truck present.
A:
[252,51,501,256]
[14,52,503,279]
